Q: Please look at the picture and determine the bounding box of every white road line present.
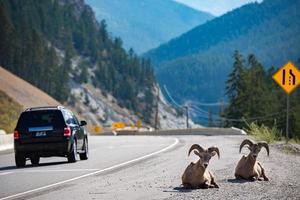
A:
[0,138,179,200]
[14,169,100,173]
[0,172,13,176]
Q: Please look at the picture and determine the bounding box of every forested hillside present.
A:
[86,0,214,53]
[0,0,156,123]
[224,51,300,138]
[145,0,300,103]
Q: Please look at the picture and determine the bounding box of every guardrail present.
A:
[0,128,246,151]
[0,134,13,151]
[97,127,246,136]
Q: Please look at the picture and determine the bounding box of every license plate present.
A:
[35,131,47,137]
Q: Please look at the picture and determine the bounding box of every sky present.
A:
[174,0,263,16]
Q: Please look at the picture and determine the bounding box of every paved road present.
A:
[0,135,299,200]
[0,136,177,199]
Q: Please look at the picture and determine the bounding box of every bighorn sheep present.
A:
[235,139,269,181]
[182,144,220,189]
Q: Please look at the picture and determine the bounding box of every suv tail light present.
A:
[14,130,20,140]
[64,127,71,137]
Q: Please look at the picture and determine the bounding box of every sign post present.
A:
[286,94,289,141]
[272,61,300,143]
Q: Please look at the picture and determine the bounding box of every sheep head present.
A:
[239,139,269,160]
[188,144,220,169]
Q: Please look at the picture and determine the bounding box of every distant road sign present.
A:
[136,120,142,129]
[94,125,102,134]
[112,122,125,129]
[272,61,300,94]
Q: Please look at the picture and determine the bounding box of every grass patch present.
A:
[289,138,300,144]
[0,90,23,133]
[244,122,281,144]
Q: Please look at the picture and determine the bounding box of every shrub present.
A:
[245,121,282,144]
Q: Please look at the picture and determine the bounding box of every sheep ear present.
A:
[208,147,220,158]
[247,146,252,151]
[210,151,216,157]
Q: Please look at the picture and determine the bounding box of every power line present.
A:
[188,100,228,107]
[162,85,182,108]
[190,106,285,122]
[162,85,189,129]
[162,85,290,126]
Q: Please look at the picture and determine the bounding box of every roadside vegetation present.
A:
[0,90,23,133]
[245,121,282,143]
[224,51,300,142]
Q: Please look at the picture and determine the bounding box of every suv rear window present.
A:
[16,110,65,129]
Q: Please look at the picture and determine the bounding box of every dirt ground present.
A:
[0,66,60,109]
[24,135,300,200]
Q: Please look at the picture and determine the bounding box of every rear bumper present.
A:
[14,140,72,157]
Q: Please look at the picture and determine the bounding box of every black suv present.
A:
[14,106,88,167]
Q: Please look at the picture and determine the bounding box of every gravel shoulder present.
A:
[24,135,300,200]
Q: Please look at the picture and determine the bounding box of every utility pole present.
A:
[183,106,189,129]
[286,94,290,144]
[220,98,224,128]
[154,88,159,130]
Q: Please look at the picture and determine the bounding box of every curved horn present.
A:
[239,139,254,153]
[208,146,220,159]
[258,142,269,156]
[188,144,204,156]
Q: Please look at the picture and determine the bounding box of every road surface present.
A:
[0,135,299,200]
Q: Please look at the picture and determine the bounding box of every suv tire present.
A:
[79,138,88,160]
[30,155,40,165]
[15,153,26,167]
[67,141,77,163]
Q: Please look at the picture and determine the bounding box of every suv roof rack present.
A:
[25,106,65,112]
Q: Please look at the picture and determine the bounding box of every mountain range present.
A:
[0,0,156,124]
[85,0,214,53]
[145,0,300,104]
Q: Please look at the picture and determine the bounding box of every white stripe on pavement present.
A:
[13,169,100,173]
[0,172,13,176]
[0,138,179,200]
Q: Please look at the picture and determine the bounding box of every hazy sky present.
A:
[174,0,263,16]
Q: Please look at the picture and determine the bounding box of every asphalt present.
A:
[0,135,299,200]
[0,136,176,199]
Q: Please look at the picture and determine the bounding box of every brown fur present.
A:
[235,139,269,181]
[182,144,220,189]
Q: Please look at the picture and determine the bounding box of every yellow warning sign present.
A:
[112,122,125,129]
[94,125,102,134]
[272,61,300,94]
[136,120,142,129]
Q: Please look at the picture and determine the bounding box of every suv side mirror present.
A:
[80,120,87,126]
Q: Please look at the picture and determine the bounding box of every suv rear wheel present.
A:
[15,153,26,167]
[67,141,78,163]
[79,138,88,160]
[30,155,40,165]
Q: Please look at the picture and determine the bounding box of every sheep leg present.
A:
[234,174,244,180]
[201,181,210,189]
[210,181,219,188]
[257,162,269,181]
[210,174,219,188]
[249,176,257,181]
[182,183,192,189]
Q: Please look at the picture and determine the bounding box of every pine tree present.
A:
[224,50,245,127]
[79,64,88,84]
[242,54,267,122]
[0,0,156,126]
